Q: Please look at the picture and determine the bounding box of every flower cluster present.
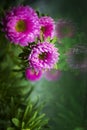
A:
[2,5,60,81]
[3,6,56,47]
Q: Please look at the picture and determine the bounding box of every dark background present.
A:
[0,0,87,130]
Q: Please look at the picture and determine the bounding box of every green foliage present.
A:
[0,21,49,130]
[0,52,49,130]
[54,90,87,130]
[7,101,49,130]
[0,48,49,130]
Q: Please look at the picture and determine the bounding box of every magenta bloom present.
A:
[28,42,59,71]
[39,16,55,39]
[44,69,61,81]
[55,19,75,38]
[3,6,40,46]
[25,68,42,81]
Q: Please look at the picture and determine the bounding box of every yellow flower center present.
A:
[15,20,26,32]
[39,52,47,60]
[41,26,45,33]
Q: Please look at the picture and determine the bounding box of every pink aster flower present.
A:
[28,42,59,71]
[55,19,75,39]
[39,16,55,39]
[25,68,42,81]
[3,5,40,46]
[44,69,61,81]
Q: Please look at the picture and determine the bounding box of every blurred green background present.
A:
[0,0,87,130]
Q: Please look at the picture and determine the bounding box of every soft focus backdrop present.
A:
[0,0,87,130]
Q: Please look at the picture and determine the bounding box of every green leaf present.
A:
[23,104,31,121]
[22,129,31,130]
[46,37,51,42]
[12,118,20,127]
[54,64,58,69]
[35,9,41,17]
[51,36,57,44]
[22,121,25,128]
[36,113,46,120]
[28,111,38,124]
[7,127,15,130]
